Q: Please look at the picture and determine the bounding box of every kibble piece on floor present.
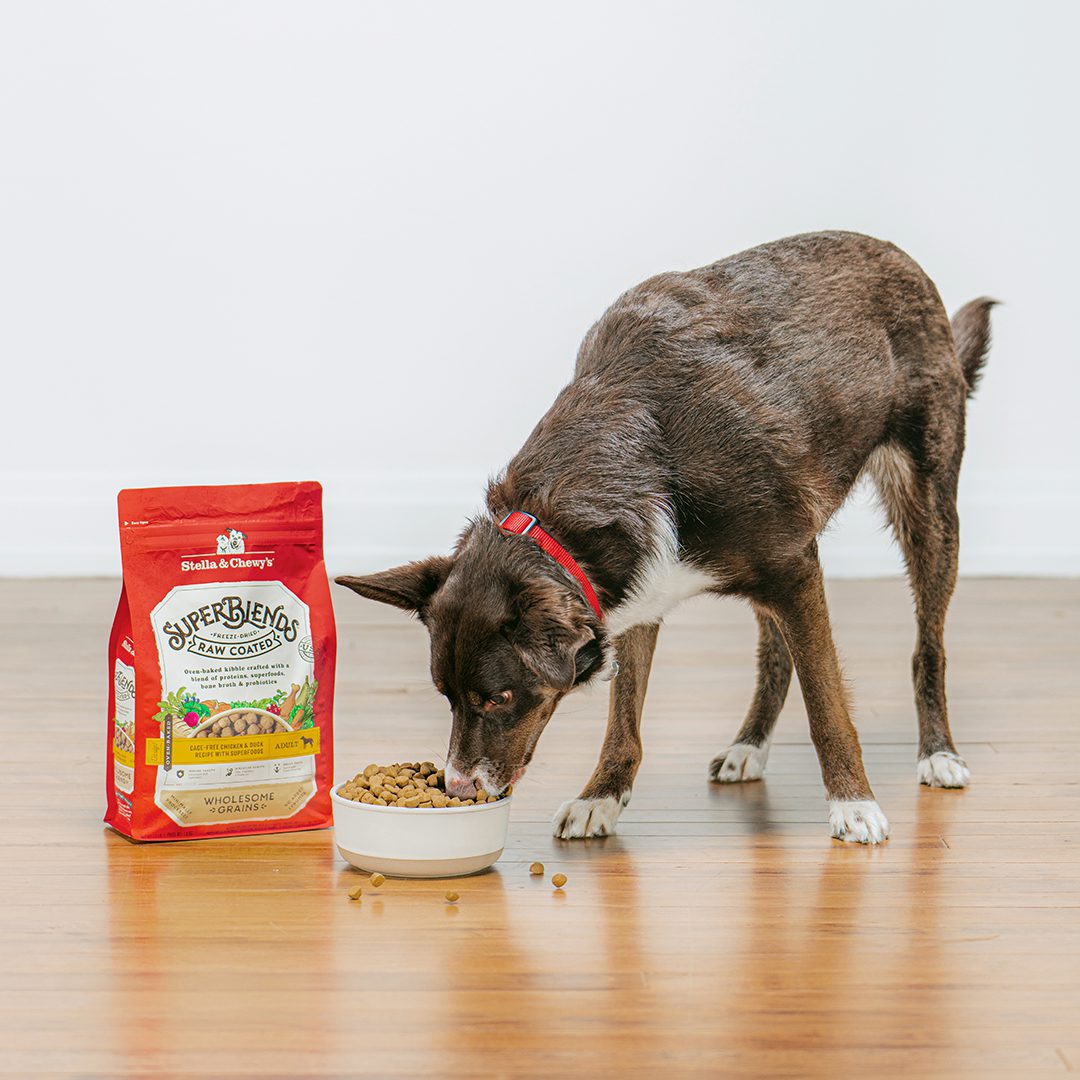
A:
[552,873,567,888]
[370,873,386,887]
[530,862,544,876]
[444,892,459,903]
[347,885,363,901]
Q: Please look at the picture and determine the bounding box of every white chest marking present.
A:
[605,509,716,636]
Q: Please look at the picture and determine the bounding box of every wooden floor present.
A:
[2,578,1079,1078]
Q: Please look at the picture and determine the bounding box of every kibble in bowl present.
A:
[332,761,512,879]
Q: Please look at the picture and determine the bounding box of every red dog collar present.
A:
[499,510,603,620]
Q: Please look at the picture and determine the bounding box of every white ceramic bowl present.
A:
[331,786,512,878]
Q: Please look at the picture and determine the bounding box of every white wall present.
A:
[1,1,1077,578]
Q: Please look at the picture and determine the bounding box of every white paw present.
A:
[917,751,970,789]
[709,740,770,783]
[828,799,890,844]
[552,793,628,839]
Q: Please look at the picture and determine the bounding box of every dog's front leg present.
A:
[553,621,660,839]
[762,551,889,844]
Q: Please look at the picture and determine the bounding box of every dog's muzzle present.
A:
[444,762,477,798]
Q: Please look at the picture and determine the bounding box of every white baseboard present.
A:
[1,469,1076,577]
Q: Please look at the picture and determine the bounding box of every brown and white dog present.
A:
[338,231,994,844]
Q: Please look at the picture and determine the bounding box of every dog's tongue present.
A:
[510,766,526,785]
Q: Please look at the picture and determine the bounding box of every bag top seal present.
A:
[119,481,323,531]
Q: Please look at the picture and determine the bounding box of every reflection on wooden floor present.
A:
[2,578,1078,1076]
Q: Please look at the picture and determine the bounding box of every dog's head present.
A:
[336,519,611,796]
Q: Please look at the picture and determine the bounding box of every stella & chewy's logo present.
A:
[216,528,246,554]
[163,595,300,658]
[181,527,275,573]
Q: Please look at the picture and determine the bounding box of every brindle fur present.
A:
[708,610,792,775]
[580,621,659,804]
[337,231,994,836]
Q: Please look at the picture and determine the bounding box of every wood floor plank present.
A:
[0,577,1077,1078]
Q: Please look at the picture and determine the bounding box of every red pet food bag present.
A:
[105,481,336,841]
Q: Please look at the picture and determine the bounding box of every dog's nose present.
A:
[444,762,477,799]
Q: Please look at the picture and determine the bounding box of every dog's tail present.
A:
[951,297,998,396]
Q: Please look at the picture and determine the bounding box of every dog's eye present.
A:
[485,691,512,708]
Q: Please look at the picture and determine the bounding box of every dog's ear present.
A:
[572,635,607,685]
[507,582,605,691]
[335,556,453,613]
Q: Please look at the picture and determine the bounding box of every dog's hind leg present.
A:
[553,621,660,839]
[709,610,791,782]
[867,428,970,789]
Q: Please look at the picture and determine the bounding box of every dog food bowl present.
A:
[331,786,512,878]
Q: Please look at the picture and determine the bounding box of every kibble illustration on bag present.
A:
[106,481,336,841]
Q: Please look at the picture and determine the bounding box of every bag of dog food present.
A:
[105,481,336,841]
